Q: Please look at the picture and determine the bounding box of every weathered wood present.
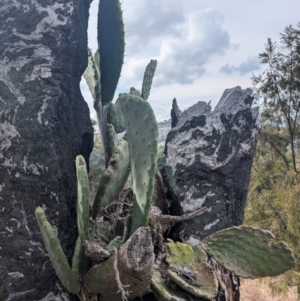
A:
[163,87,260,301]
[0,1,93,300]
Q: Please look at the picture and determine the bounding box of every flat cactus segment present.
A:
[91,137,130,219]
[165,241,217,299]
[35,207,80,294]
[72,236,89,280]
[119,93,158,234]
[165,240,194,269]
[201,226,295,278]
[106,123,118,159]
[141,59,157,100]
[75,155,90,240]
[83,48,101,101]
[167,270,215,300]
[151,271,187,301]
[98,0,125,103]
[107,99,126,133]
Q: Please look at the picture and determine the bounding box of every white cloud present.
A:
[118,7,231,89]
[220,55,261,75]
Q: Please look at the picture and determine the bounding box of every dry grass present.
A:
[240,279,297,301]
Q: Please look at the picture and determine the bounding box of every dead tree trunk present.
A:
[0,1,93,300]
[163,87,260,301]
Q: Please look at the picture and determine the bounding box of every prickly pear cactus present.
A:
[91,137,130,219]
[98,0,125,103]
[76,155,91,240]
[119,93,158,234]
[107,98,126,133]
[35,207,81,294]
[164,240,218,300]
[141,59,157,100]
[201,225,295,278]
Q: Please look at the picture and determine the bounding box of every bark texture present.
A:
[0,1,93,300]
[164,87,260,241]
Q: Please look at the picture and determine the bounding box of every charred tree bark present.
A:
[0,1,93,300]
[163,87,260,301]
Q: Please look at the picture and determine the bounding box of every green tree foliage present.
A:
[245,23,300,296]
[252,23,300,172]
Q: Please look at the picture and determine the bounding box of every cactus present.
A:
[201,225,295,278]
[34,0,296,299]
[164,240,218,300]
[72,236,89,280]
[35,207,81,294]
[165,240,194,269]
[84,227,154,300]
[141,59,157,100]
[107,99,126,133]
[119,93,158,234]
[91,137,130,219]
[106,123,118,159]
[83,48,101,102]
[98,0,125,103]
[151,271,188,301]
[76,155,91,240]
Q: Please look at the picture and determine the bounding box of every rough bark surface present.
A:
[164,87,260,241]
[0,1,93,300]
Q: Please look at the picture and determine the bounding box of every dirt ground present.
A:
[240,279,297,301]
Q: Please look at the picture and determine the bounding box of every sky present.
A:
[80,0,300,122]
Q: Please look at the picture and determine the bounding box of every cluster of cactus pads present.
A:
[35,0,295,300]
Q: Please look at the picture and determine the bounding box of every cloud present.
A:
[155,8,230,85]
[220,55,260,75]
[120,7,231,87]
[123,0,184,47]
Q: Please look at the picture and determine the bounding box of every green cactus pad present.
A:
[98,0,125,103]
[91,137,130,219]
[165,240,194,269]
[167,270,216,300]
[83,48,101,101]
[119,93,158,234]
[201,226,295,278]
[72,236,89,280]
[35,207,80,294]
[107,99,126,133]
[75,155,90,240]
[151,271,188,301]
[141,59,157,100]
[106,123,118,159]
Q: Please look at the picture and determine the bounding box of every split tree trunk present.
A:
[0,1,93,300]
[163,87,260,301]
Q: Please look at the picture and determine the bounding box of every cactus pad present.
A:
[107,99,126,133]
[98,0,125,103]
[119,93,158,233]
[165,241,217,299]
[83,48,101,101]
[106,123,118,159]
[166,240,194,269]
[76,155,90,240]
[151,271,188,301]
[35,207,80,294]
[201,226,295,278]
[91,137,130,219]
[141,59,157,100]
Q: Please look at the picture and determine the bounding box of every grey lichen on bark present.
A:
[0,0,93,300]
